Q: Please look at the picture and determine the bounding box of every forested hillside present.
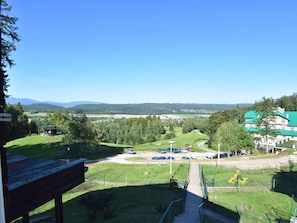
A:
[21,103,253,115]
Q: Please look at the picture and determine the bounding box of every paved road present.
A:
[90,150,297,171]
[173,161,238,223]
[173,161,202,223]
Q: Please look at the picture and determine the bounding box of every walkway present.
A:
[173,161,202,223]
[173,161,238,223]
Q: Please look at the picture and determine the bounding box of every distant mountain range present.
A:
[6,97,102,107]
[5,97,253,115]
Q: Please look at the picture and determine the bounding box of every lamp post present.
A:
[217,143,220,168]
[169,140,174,180]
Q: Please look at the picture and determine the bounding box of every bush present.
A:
[79,192,116,221]
[228,170,248,186]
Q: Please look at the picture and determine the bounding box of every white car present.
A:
[204,153,216,159]
[124,148,136,154]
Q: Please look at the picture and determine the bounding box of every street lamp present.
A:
[169,140,174,180]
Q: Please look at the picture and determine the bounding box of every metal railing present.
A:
[158,198,184,223]
[198,165,209,200]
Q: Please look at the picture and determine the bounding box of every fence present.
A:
[198,165,209,200]
[200,164,297,222]
[158,198,184,223]
[158,163,190,223]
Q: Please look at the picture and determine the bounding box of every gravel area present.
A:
[87,150,297,171]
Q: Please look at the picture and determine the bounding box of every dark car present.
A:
[157,149,167,154]
[152,156,166,160]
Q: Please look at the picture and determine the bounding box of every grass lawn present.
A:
[12,162,188,223]
[8,133,297,223]
[6,134,191,223]
[13,185,185,223]
[201,164,281,187]
[202,164,297,223]
[209,191,293,223]
[5,130,209,160]
[134,130,209,152]
[86,162,189,186]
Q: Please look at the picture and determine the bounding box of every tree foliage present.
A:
[181,118,200,134]
[205,106,249,148]
[253,97,278,153]
[47,112,102,145]
[276,93,297,111]
[97,116,165,145]
[1,0,20,98]
[46,110,71,133]
[4,103,32,140]
[213,120,252,155]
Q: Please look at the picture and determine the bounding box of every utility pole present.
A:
[217,143,220,168]
[169,140,174,180]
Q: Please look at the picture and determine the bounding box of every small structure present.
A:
[4,152,85,223]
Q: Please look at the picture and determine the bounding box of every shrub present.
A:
[228,170,248,186]
[289,158,295,172]
[79,192,116,221]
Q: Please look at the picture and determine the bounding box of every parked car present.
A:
[124,148,136,154]
[157,149,167,154]
[182,156,195,160]
[186,147,195,152]
[152,156,166,160]
[166,148,181,153]
[167,156,175,160]
[180,148,188,153]
[204,153,216,159]
[205,152,228,159]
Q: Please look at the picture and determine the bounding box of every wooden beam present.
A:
[22,213,29,223]
[55,195,63,223]
[7,159,85,221]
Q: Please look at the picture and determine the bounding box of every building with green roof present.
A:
[244,107,297,148]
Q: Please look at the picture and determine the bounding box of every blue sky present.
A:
[7,0,297,104]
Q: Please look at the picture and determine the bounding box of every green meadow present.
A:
[6,133,297,222]
[202,164,297,223]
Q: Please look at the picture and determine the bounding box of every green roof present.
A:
[279,129,297,137]
[244,111,257,119]
[284,111,297,126]
[245,128,297,137]
[244,110,297,127]
[244,109,297,137]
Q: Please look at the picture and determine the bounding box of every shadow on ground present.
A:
[19,183,186,223]
[204,199,240,223]
[271,170,297,222]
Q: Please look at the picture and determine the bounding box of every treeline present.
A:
[4,103,38,141]
[5,93,297,148]
[96,116,166,145]
[204,106,250,150]
[276,93,297,111]
[22,103,252,115]
[204,93,297,154]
